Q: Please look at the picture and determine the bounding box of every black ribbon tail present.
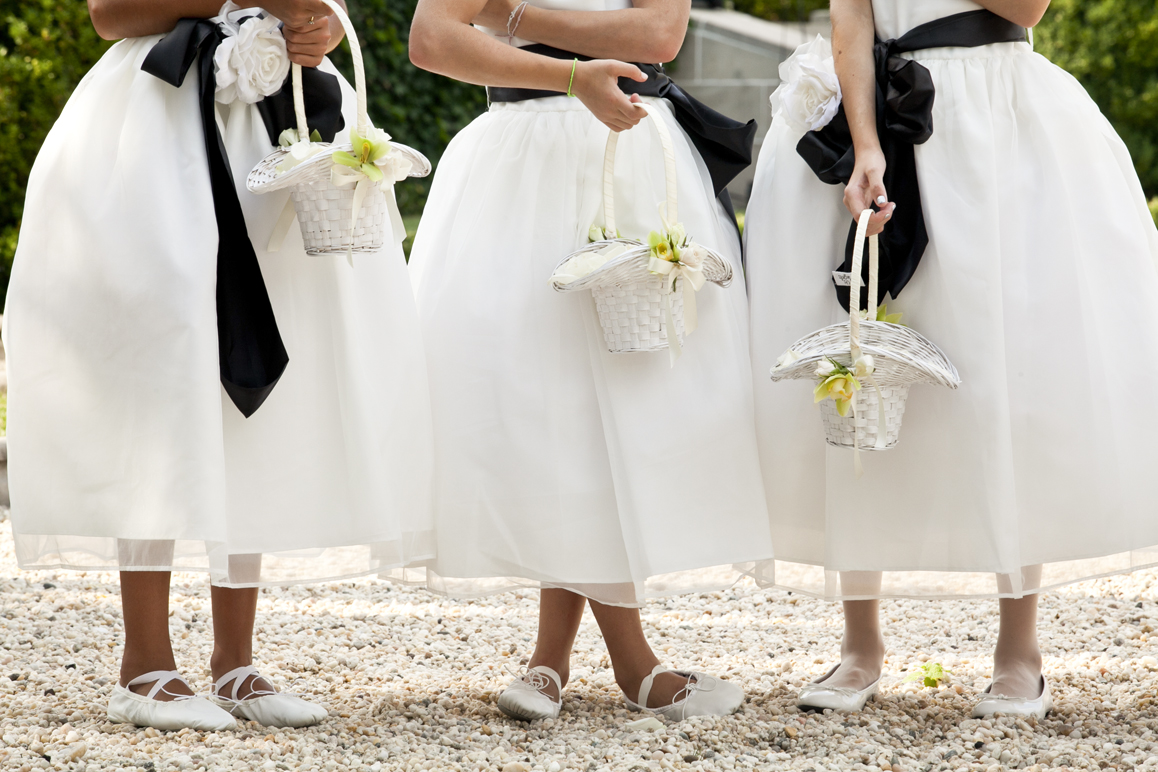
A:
[793,9,1024,309]
[143,19,289,417]
[653,79,757,198]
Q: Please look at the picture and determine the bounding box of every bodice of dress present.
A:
[872,0,986,39]
[478,0,632,46]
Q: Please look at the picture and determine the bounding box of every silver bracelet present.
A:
[507,1,530,45]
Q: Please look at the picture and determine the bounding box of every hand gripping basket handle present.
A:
[601,102,679,237]
[847,209,880,359]
[290,0,369,139]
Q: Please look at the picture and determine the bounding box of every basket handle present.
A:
[847,208,879,359]
[289,0,369,139]
[601,102,679,237]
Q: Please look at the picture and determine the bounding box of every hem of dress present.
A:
[378,562,759,609]
[749,556,1158,602]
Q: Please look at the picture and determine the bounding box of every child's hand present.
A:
[844,146,895,236]
[283,15,333,67]
[571,60,648,133]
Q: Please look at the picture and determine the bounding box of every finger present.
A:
[283,24,331,42]
[287,42,330,58]
[610,61,648,83]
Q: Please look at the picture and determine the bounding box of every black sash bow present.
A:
[142,18,345,417]
[795,10,1026,310]
[487,44,757,234]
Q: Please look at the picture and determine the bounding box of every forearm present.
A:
[831,0,879,155]
[86,0,348,50]
[411,0,575,91]
[972,0,1050,28]
[513,0,689,64]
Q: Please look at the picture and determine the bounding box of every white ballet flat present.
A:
[210,665,327,728]
[971,676,1053,719]
[796,665,881,713]
[623,665,744,720]
[108,670,237,731]
[497,666,563,721]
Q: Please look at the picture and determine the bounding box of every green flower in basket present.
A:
[813,356,875,417]
[645,220,709,350]
[332,125,394,183]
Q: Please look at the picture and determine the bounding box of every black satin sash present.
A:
[142,19,345,417]
[487,44,757,233]
[796,10,1026,310]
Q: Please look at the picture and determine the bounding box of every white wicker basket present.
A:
[770,210,960,452]
[245,0,430,256]
[551,104,732,357]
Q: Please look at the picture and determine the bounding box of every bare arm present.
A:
[831,0,893,234]
[973,0,1050,28]
[87,0,347,66]
[410,0,649,131]
[473,0,690,64]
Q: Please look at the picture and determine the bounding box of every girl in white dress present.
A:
[5,0,434,729]
[405,0,773,720]
[745,0,1158,716]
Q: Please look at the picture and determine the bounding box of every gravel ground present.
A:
[1,516,1157,772]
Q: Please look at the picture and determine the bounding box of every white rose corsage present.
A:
[769,34,842,134]
[213,1,291,105]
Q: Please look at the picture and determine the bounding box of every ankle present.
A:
[210,649,254,680]
[120,652,178,687]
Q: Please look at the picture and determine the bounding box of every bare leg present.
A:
[208,584,277,698]
[588,601,690,707]
[525,589,587,702]
[990,565,1044,698]
[822,571,885,690]
[119,571,193,699]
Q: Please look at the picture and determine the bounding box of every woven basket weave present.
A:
[770,210,960,452]
[245,0,429,256]
[551,104,732,355]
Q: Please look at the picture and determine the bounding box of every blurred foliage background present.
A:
[1,0,1157,304]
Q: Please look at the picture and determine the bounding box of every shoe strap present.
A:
[126,670,195,702]
[215,665,277,703]
[528,666,562,693]
[635,664,668,710]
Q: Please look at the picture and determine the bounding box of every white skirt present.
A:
[745,39,1158,600]
[4,37,435,586]
[401,96,773,607]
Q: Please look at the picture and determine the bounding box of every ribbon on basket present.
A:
[848,209,890,477]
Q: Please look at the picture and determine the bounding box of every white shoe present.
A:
[210,665,328,728]
[624,665,744,720]
[971,676,1053,719]
[497,666,563,721]
[796,665,881,713]
[108,671,237,731]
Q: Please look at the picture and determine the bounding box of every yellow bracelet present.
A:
[566,58,578,98]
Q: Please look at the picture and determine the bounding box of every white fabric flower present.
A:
[769,34,842,133]
[679,241,707,271]
[376,149,414,184]
[214,11,290,105]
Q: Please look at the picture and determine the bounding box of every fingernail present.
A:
[876,195,887,206]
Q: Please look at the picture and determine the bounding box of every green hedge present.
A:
[728,0,827,23]
[327,0,487,216]
[1035,0,1158,199]
[0,0,112,308]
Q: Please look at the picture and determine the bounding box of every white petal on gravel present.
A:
[0,511,1156,771]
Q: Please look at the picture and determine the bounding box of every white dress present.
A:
[745,0,1158,600]
[4,26,434,586]
[401,0,773,607]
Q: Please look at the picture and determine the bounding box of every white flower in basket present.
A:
[769,34,842,133]
[550,103,733,365]
[770,210,961,474]
[245,0,432,262]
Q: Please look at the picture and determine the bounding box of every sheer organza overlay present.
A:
[744,0,1158,600]
[401,96,773,607]
[5,37,435,586]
